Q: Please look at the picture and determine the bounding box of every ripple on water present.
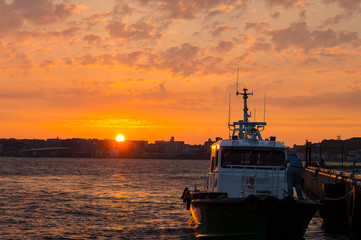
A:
[0,158,346,239]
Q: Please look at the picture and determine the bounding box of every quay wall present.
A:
[303,166,361,239]
[303,167,359,199]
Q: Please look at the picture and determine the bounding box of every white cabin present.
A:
[206,87,288,199]
[206,139,287,198]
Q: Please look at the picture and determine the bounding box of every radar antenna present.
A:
[236,67,239,94]
[237,87,253,123]
[263,92,267,122]
[228,92,232,138]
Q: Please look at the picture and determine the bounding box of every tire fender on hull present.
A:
[245,195,261,210]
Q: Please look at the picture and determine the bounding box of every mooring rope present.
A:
[323,190,353,201]
[323,182,361,201]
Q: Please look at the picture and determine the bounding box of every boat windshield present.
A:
[221,148,285,167]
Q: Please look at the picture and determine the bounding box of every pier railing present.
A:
[302,140,361,167]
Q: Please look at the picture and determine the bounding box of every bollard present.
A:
[320,183,348,234]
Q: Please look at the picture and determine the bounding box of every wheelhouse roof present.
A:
[212,139,286,150]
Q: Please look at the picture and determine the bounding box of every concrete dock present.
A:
[303,160,361,239]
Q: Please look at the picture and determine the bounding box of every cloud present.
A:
[216,40,234,53]
[83,34,103,45]
[248,38,272,52]
[64,42,227,77]
[152,43,202,76]
[133,0,241,19]
[270,9,282,18]
[14,53,34,70]
[156,0,224,19]
[39,60,55,69]
[267,21,361,51]
[151,43,226,76]
[322,0,361,11]
[319,14,353,28]
[313,29,360,48]
[265,0,308,8]
[12,0,78,24]
[0,0,81,37]
[245,20,270,32]
[63,118,155,128]
[106,20,162,40]
[64,51,144,68]
[270,89,361,109]
[16,26,82,42]
[0,90,44,99]
[113,2,134,16]
[86,11,111,26]
[212,25,234,37]
[267,22,312,51]
[49,26,82,38]
[0,1,23,37]
[140,83,168,101]
[75,54,98,66]
[10,80,218,116]
[208,4,234,17]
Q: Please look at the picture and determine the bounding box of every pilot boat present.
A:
[181,87,318,240]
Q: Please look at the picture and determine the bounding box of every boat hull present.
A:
[190,195,318,240]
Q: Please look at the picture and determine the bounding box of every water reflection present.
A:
[0,157,345,239]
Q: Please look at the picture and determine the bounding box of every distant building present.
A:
[349,149,361,160]
[164,137,185,154]
[118,140,148,157]
[47,137,62,148]
[61,138,96,157]
[0,138,25,156]
[23,139,47,149]
[109,149,119,157]
[204,138,214,150]
[20,147,74,157]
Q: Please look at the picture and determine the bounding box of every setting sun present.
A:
[116,135,125,142]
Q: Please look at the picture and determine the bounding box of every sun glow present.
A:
[116,135,125,142]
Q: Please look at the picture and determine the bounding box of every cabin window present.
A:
[210,147,219,171]
[215,149,219,169]
[210,147,215,171]
[221,148,285,167]
[210,156,215,171]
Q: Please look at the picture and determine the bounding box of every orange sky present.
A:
[1,0,361,146]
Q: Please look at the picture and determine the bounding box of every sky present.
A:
[0,0,361,146]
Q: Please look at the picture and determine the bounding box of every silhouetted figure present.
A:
[285,154,304,200]
[319,158,326,168]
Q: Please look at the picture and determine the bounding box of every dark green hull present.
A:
[190,196,318,240]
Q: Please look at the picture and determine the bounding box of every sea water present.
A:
[0,158,346,239]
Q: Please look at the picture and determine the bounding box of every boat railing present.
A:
[226,165,285,170]
[204,173,209,191]
[229,165,286,198]
[205,172,219,192]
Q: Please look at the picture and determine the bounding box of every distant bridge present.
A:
[19,147,74,157]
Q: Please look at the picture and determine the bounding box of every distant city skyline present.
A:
[0,136,213,159]
[1,136,212,145]
[1,134,358,148]
[2,136,360,162]
[1,1,361,146]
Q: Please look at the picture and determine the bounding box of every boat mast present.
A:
[237,87,253,123]
[229,85,266,141]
